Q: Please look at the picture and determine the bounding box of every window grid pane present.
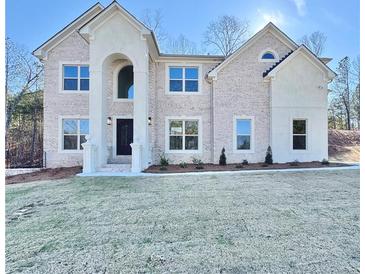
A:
[185,67,198,79]
[63,65,89,91]
[169,120,199,150]
[169,66,199,92]
[63,119,89,150]
[293,120,307,150]
[236,119,251,150]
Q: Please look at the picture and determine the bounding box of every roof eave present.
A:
[32,2,104,60]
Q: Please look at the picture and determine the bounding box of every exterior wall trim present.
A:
[258,48,279,63]
[290,117,310,153]
[112,62,134,102]
[164,63,203,95]
[232,115,255,154]
[58,115,89,153]
[164,116,203,154]
[112,115,134,159]
[58,61,90,93]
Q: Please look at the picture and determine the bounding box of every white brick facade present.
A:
[38,3,335,170]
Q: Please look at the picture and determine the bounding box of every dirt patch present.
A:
[144,162,348,174]
[5,166,82,185]
[328,130,360,162]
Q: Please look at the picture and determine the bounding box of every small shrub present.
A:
[242,159,249,165]
[219,147,227,165]
[321,158,329,165]
[261,163,268,167]
[265,146,273,165]
[235,164,243,168]
[289,160,300,166]
[179,161,187,168]
[159,153,169,166]
[192,157,204,169]
[159,166,167,171]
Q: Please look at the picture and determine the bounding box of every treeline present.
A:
[6,38,44,168]
[6,91,43,168]
[328,56,360,130]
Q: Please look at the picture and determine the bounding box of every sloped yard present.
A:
[6,169,359,273]
[329,129,360,163]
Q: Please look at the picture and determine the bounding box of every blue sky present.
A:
[6,0,359,69]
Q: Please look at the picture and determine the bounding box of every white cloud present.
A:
[291,0,306,16]
[253,9,286,32]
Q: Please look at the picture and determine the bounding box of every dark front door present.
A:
[116,119,133,155]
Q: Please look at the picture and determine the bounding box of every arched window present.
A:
[262,51,276,60]
[118,65,134,99]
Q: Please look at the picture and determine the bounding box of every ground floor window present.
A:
[168,119,199,151]
[293,119,307,150]
[236,119,252,150]
[62,119,89,150]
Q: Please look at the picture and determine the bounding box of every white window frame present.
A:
[58,116,89,153]
[258,49,279,63]
[113,62,134,102]
[59,61,89,93]
[165,63,202,94]
[165,116,202,153]
[291,118,308,151]
[233,115,255,153]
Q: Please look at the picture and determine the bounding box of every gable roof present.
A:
[78,1,161,58]
[33,2,104,60]
[263,45,336,81]
[207,22,298,79]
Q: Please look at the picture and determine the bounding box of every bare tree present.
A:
[333,57,352,130]
[166,34,197,55]
[350,56,360,129]
[203,15,249,56]
[5,38,43,131]
[298,31,327,56]
[141,9,167,46]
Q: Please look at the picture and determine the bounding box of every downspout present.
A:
[268,78,272,148]
[207,76,215,164]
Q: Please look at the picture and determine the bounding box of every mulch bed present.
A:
[5,166,82,185]
[144,162,349,174]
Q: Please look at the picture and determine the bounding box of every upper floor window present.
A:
[259,50,278,62]
[169,66,199,93]
[293,119,307,150]
[118,65,134,99]
[63,65,89,91]
[62,119,89,150]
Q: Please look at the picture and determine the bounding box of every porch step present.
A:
[108,155,131,164]
[98,164,131,173]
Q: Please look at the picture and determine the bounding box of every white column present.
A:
[131,68,149,172]
[81,135,97,173]
[89,66,107,169]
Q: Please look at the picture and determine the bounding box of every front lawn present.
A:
[6,169,359,273]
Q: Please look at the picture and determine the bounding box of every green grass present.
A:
[6,170,359,273]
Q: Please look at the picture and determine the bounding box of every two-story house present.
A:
[33,1,336,173]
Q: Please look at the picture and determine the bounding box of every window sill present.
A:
[259,59,278,63]
[233,149,255,154]
[165,150,202,154]
[58,150,84,154]
[291,149,309,153]
[59,90,89,94]
[113,98,134,102]
[165,91,202,95]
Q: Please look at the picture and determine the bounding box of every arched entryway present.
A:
[117,65,134,99]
